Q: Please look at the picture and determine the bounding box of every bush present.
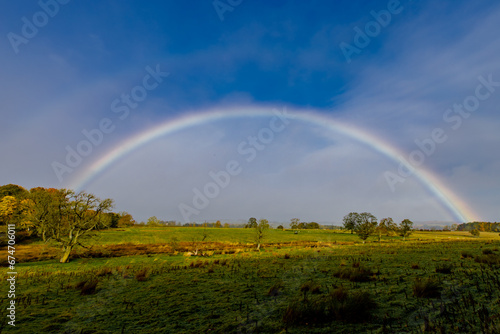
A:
[169,236,180,252]
[461,251,474,259]
[282,300,326,326]
[412,278,441,298]
[282,287,377,326]
[135,268,150,281]
[189,260,207,268]
[81,280,98,295]
[74,280,87,290]
[300,281,322,296]
[435,263,454,274]
[470,229,480,237]
[326,288,377,323]
[474,254,500,266]
[482,248,495,255]
[75,279,99,295]
[333,266,374,282]
[96,267,113,277]
[411,263,420,269]
[268,281,284,297]
[329,285,348,301]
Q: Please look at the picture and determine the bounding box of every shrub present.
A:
[435,263,454,274]
[482,248,494,255]
[74,279,87,290]
[282,287,377,325]
[190,260,206,268]
[461,251,474,259]
[282,300,326,326]
[326,288,377,323]
[412,278,441,298]
[411,263,420,269]
[135,268,150,281]
[470,229,480,237]
[474,254,500,266]
[300,281,321,297]
[268,281,284,297]
[96,267,113,277]
[169,236,180,252]
[81,280,98,295]
[333,266,374,282]
[75,279,98,295]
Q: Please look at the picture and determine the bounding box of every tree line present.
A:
[457,221,500,232]
[0,184,117,262]
[342,212,414,242]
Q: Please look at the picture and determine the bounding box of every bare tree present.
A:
[49,190,114,263]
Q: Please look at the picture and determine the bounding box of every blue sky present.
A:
[1,0,499,224]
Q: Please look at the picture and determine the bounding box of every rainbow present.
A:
[68,106,478,223]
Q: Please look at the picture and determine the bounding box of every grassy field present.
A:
[21,226,500,245]
[1,227,500,333]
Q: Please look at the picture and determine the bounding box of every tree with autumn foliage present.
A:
[0,195,33,231]
[0,184,29,200]
[26,187,64,241]
[117,212,136,227]
[376,217,398,241]
[1,184,114,262]
[0,196,22,225]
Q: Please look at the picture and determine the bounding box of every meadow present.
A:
[1,227,500,333]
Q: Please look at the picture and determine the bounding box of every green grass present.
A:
[79,226,364,245]
[24,226,500,247]
[1,228,500,333]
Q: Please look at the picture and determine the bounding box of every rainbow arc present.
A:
[69,107,478,223]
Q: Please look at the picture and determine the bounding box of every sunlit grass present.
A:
[2,227,500,333]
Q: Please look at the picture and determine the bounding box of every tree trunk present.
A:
[60,246,72,263]
[256,243,261,251]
